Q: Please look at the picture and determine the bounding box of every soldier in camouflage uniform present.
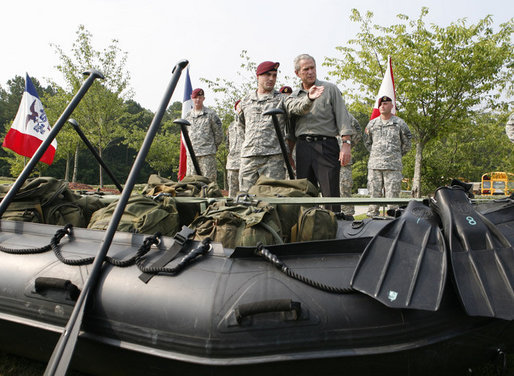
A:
[226,100,243,197]
[338,114,362,218]
[237,61,289,192]
[185,88,223,183]
[507,112,514,143]
[365,96,412,217]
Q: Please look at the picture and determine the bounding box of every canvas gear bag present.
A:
[0,199,43,223]
[142,174,223,198]
[247,176,319,197]
[291,206,338,242]
[142,174,223,226]
[0,177,103,227]
[247,176,319,242]
[189,200,283,248]
[88,194,180,236]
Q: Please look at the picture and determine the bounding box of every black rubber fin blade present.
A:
[350,200,447,311]
[478,197,514,246]
[431,186,514,320]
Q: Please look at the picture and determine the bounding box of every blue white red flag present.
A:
[370,56,397,120]
[2,74,57,165]
[178,67,193,181]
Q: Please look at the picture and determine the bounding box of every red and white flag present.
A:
[2,73,57,165]
[370,56,396,120]
[178,67,193,181]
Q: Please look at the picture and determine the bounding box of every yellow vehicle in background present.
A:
[481,171,514,195]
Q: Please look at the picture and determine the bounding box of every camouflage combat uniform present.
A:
[185,106,223,183]
[507,112,514,143]
[338,114,362,216]
[238,91,288,192]
[226,119,243,197]
[365,115,412,217]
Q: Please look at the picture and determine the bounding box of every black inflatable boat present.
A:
[0,191,513,376]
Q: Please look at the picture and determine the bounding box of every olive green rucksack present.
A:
[189,200,283,248]
[87,194,180,236]
[141,174,224,227]
[142,174,223,198]
[290,206,338,242]
[247,176,319,242]
[0,177,103,227]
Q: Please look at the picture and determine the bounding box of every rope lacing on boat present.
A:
[0,224,211,277]
[254,242,356,294]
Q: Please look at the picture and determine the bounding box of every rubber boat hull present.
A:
[0,219,513,375]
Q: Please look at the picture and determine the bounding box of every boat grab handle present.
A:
[235,299,301,323]
[34,277,81,302]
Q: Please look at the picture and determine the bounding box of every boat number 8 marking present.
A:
[465,216,477,226]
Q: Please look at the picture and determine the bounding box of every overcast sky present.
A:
[2,0,512,110]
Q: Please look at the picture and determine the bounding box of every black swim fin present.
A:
[477,196,514,246]
[350,200,447,311]
[431,186,514,320]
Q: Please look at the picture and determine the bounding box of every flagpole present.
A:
[178,67,193,181]
[0,70,104,218]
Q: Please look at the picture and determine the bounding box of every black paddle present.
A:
[0,70,104,219]
[174,118,202,176]
[68,118,123,192]
[43,60,189,376]
[263,108,295,179]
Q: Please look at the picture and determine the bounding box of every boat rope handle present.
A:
[0,224,212,277]
[254,243,356,294]
[136,237,212,275]
[0,241,51,254]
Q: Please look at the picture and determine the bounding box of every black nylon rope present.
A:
[136,237,212,275]
[255,243,355,294]
[0,224,211,277]
[1,224,158,269]
[0,243,51,254]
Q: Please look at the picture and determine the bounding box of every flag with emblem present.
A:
[370,56,396,120]
[178,67,193,181]
[2,73,57,165]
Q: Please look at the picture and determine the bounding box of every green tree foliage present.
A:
[122,101,183,179]
[45,25,133,186]
[404,112,514,191]
[325,8,513,196]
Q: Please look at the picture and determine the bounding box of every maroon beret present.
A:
[256,61,280,75]
[234,99,241,111]
[378,96,392,105]
[191,88,204,98]
[279,86,292,94]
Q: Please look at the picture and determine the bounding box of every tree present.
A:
[403,112,514,192]
[325,8,513,196]
[122,101,183,178]
[45,25,133,186]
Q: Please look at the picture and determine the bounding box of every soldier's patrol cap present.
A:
[279,86,292,94]
[378,96,392,105]
[234,99,241,110]
[256,61,280,75]
[191,88,205,98]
